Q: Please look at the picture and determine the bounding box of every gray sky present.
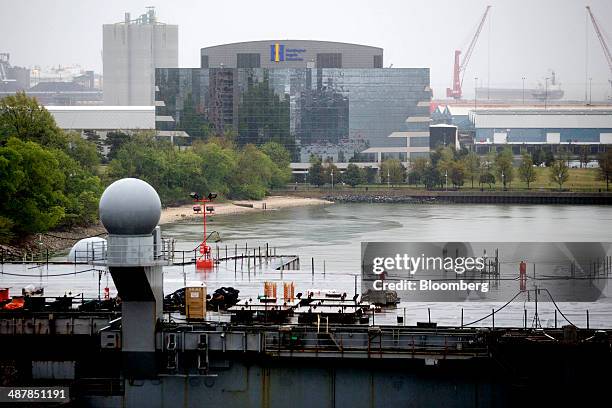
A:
[1,0,611,100]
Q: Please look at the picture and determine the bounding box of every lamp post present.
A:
[501,170,505,191]
[331,169,334,190]
[522,76,526,105]
[445,170,448,191]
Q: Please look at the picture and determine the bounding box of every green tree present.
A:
[479,173,496,189]
[260,141,291,168]
[0,137,66,234]
[410,156,428,187]
[495,148,514,190]
[65,132,100,173]
[449,161,465,188]
[380,158,406,186]
[0,216,14,244]
[598,150,612,191]
[108,133,206,205]
[344,163,364,187]
[260,141,292,187]
[462,152,480,188]
[518,153,537,189]
[0,92,66,149]
[308,156,325,187]
[84,130,105,158]
[105,131,131,161]
[549,160,569,190]
[323,159,340,186]
[363,166,377,184]
[192,141,237,195]
[229,144,275,199]
[422,165,442,190]
[432,146,455,176]
[52,148,103,226]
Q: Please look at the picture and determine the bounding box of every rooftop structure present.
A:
[201,40,383,69]
[46,106,155,130]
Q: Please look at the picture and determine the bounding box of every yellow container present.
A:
[186,286,206,319]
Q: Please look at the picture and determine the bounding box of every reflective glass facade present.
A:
[156,68,430,161]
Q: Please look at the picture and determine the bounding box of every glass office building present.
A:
[156,67,431,162]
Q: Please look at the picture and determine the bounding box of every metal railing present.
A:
[74,239,176,265]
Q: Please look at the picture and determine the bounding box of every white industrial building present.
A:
[103,8,178,106]
[46,106,187,154]
[469,107,612,154]
[47,106,155,131]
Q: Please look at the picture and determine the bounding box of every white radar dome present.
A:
[68,237,107,262]
[99,178,161,235]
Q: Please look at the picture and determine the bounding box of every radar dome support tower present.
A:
[99,178,165,379]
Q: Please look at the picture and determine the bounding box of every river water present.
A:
[2,203,611,328]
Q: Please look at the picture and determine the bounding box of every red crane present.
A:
[586,6,612,96]
[446,5,492,100]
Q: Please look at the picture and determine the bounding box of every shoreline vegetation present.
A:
[0,92,295,248]
[4,196,331,255]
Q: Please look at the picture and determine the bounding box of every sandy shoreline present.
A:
[159,195,333,225]
[6,196,332,254]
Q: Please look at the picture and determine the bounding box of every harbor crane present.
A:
[446,5,491,100]
[586,6,612,99]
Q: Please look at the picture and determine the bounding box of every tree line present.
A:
[0,92,292,244]
[307,146,612,191]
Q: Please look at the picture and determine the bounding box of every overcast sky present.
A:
[1,0,611,100]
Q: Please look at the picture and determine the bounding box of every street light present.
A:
[522,76,526,105]
[445,170,448,191]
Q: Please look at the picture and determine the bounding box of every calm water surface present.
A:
[2,203,611,327]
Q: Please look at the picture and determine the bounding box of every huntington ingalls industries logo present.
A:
[361,242,611,302]
[270,43,306,62]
